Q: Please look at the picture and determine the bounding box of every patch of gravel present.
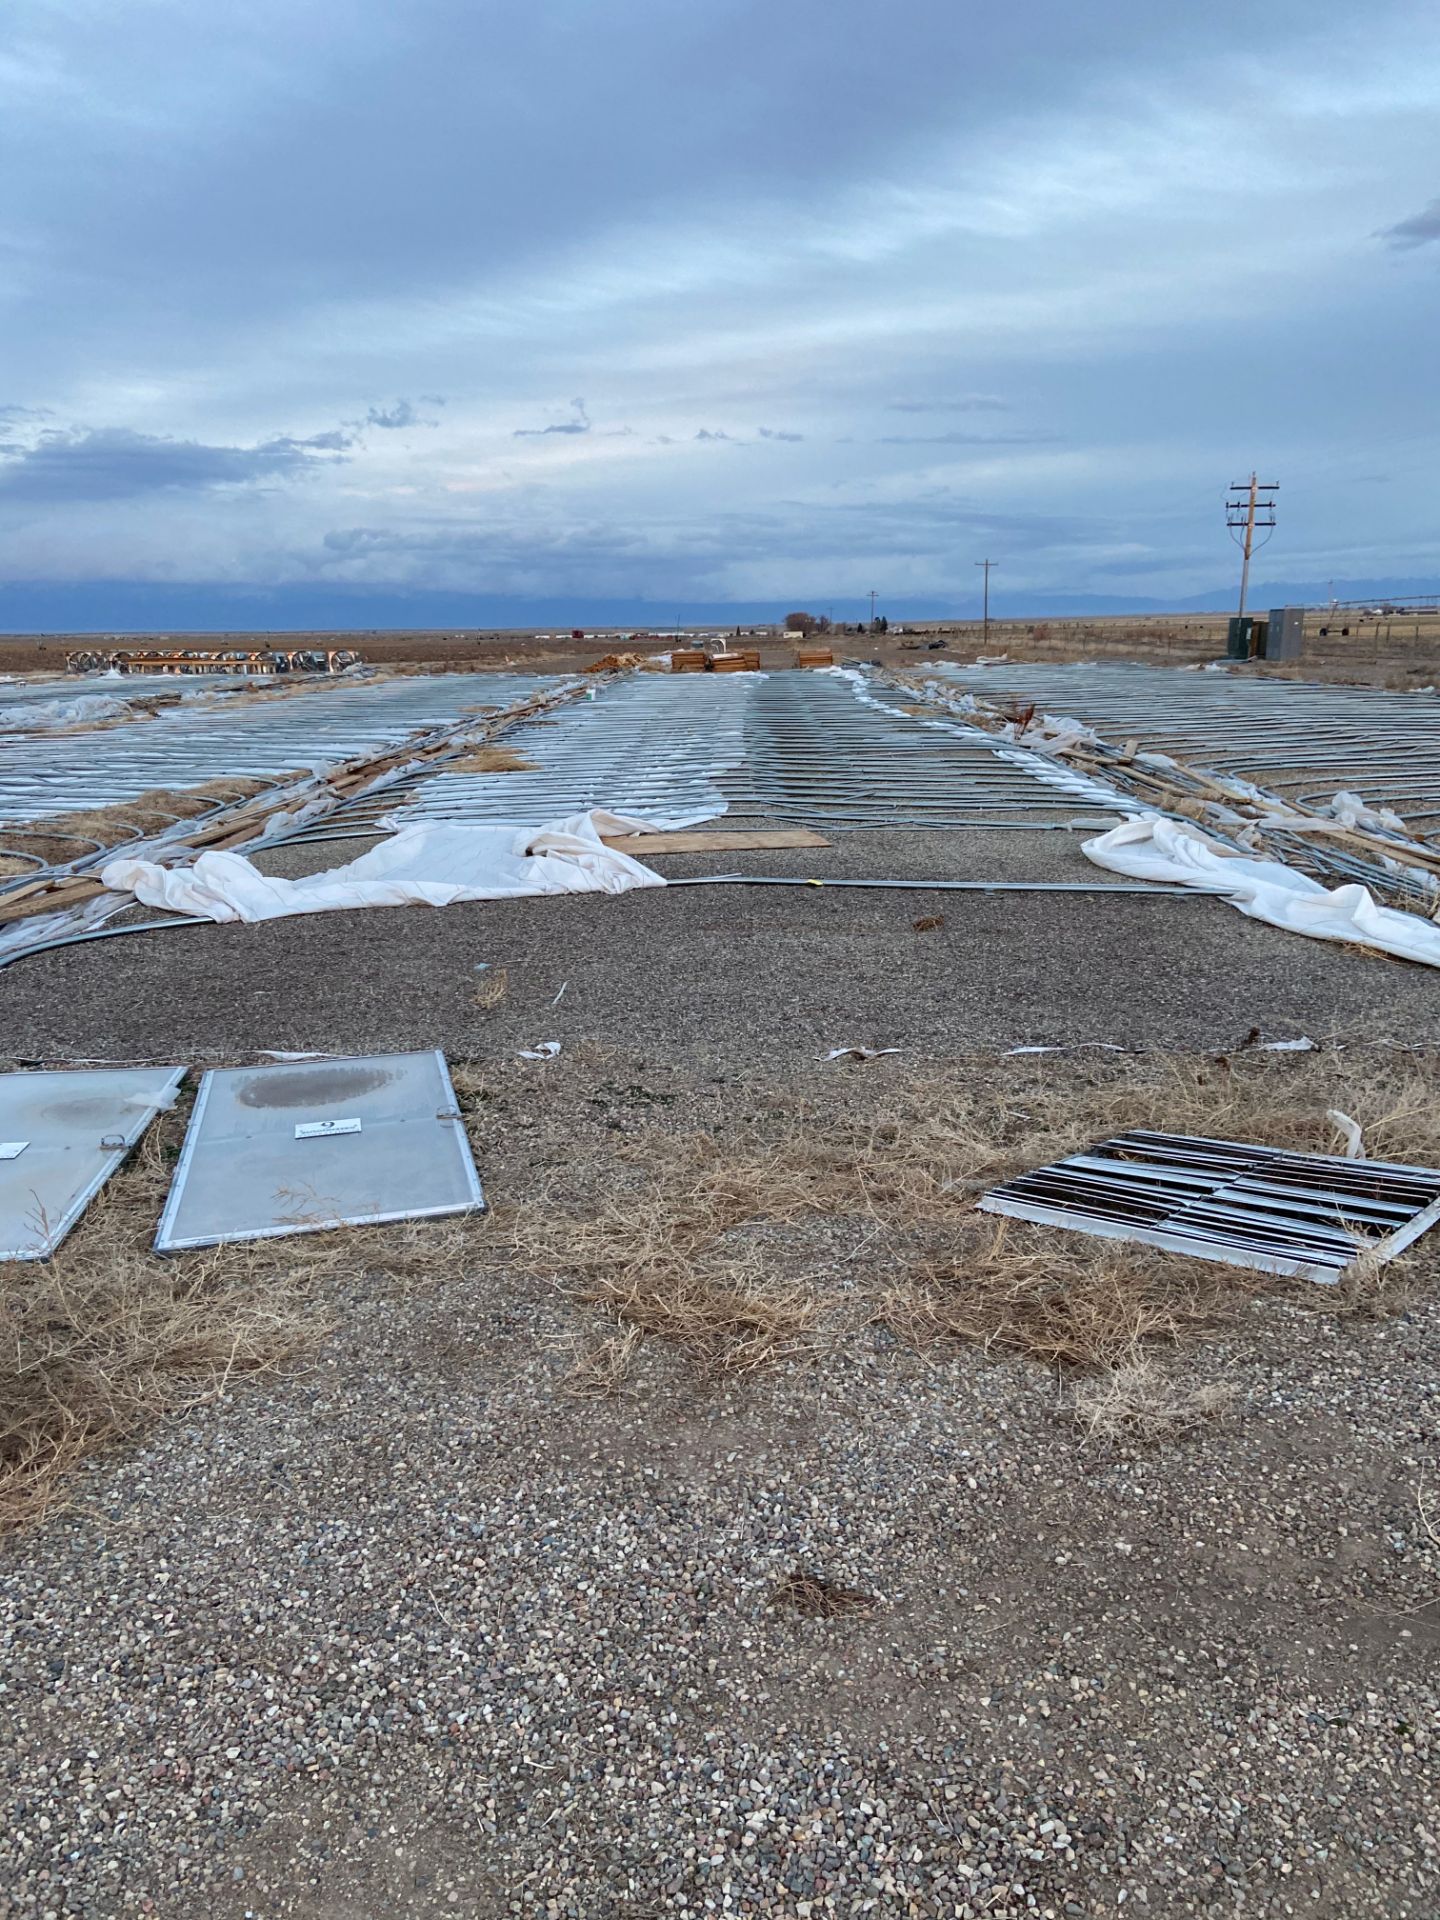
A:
[2,1051,1438,1918]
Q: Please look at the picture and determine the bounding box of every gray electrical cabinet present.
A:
[1267,605,1306,662]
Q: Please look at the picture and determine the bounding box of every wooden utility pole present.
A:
[975,558,995,648]
[1225,473,1278,618]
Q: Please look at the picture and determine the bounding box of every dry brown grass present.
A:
[770,1569,877,1618]
[1070,1359,1237,1442]
[509,1180,822,1373]
[563,1323,643,1397]
[13,1048,1432,1526]
[490,1050,1440,1383]
[0,1118,336,1531]
[0,1109,482,1534]
[21,778,272,850]
[442,745,537,774]
[471,965,509,1009]
[881,1222,1254,1370]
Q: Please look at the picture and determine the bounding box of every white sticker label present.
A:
[294,1117,362,1139]
[0,1141,28,1160]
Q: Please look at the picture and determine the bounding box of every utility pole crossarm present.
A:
[1225,472,1278,621]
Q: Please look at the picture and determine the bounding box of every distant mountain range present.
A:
[1,576,1438,635]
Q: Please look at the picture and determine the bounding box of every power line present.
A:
[1225,473,1278,619]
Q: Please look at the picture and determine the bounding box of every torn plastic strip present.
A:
[665,875,1218,894]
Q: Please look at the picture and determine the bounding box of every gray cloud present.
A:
[0,425,352,503]
[513,396,590,438]
[0,399,442,498]
[758,427,804,442]
[694,428,734,442]
[310,490,1104,595]
[315,517,669,594]
[1378,199,1440,249]
[0,403,52,450]
[886,396,1011,413]
[877,429,1061,447]
[363,398,437,429]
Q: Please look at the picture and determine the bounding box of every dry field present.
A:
[884,611,1440,688]
[7,609,1438,687]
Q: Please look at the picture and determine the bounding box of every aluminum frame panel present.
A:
[155,1049,483,1251]
[0,1066,186,1260]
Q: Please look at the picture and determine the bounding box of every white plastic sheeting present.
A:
[1002,712,1100,756]
[100,809,677,925]
[0,693,135,733]
[1083,814,1440,969]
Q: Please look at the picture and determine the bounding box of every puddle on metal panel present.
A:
[237,1065,395,1109]
[41,1098,130,1125]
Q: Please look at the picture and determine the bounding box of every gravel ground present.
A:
[2,1047,1438,1918]
[5,796,1440,1918]
[7,828,1439,1064]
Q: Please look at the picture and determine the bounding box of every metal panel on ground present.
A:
[155,1049,483,1251]
[0,1066,186,1260]
[924,660,1440,850]
[977,1128,1440,1282]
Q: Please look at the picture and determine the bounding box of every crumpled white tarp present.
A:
[0,693,134,733]
[1246,793,1411,841]
[1083,814,1440,969]
[1326,790,1409,837]
[1004,712,1100,756]
[100,809,669,926]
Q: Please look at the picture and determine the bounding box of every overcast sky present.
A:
[2,0,1438,620]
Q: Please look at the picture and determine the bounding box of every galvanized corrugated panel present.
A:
[977,1129,1440,1282]
[927,660,1440,853]
[277,667,1136,845]
[0,672,548,825]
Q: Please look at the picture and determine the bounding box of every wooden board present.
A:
[603,828,830,855]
